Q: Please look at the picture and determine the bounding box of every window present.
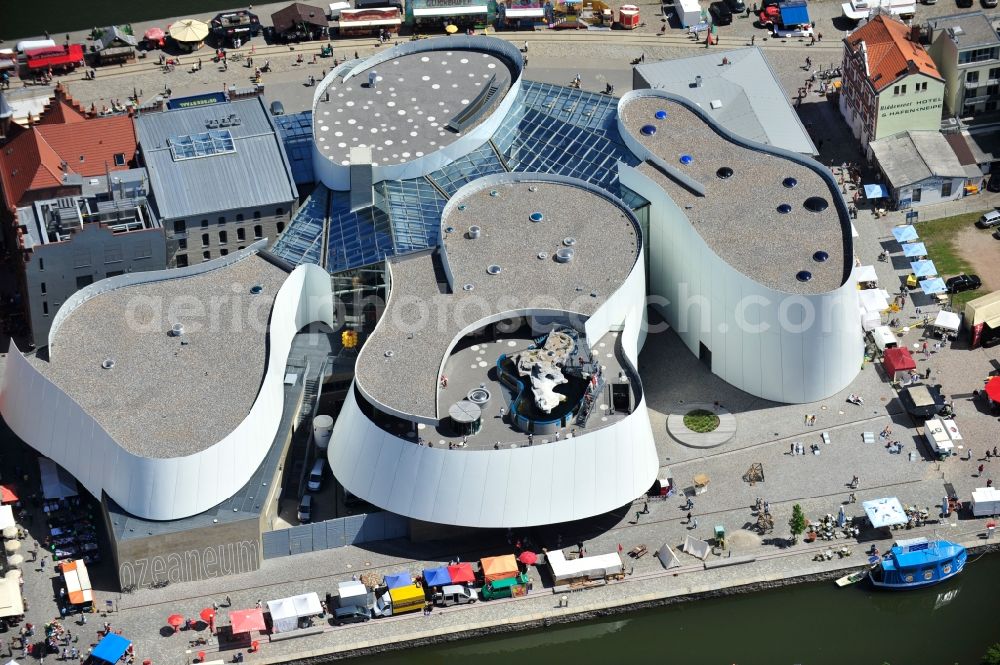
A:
[178,238,188,250]
[173,220,186,234]
[238,246,245,250]
[201,233,210,248]
[220,248,229,256]
[219,230,228,244]
[38,257,44,271]
[176,254,189,267]
[133,240,152,260]
[218,216,226,225]
[113,153,127,167]
[236,213,244,222]
[237,227,246,241]
[253,211,261,220]
[941,181,952,197]
[254,224,263,239]
[40,282,47,295]
[202,250,211,261]
[959,47,1000,64]
[75,275,94,289]
[912,187,922,202]
[276,207,285,216]
[276,222,285,234]
[967,71,980,85]
[893,85,901,95]
[201,219,208,228]
[42,302,49,316]
[991,67,1000,81]
[103,245,122,264]
[915,82,927,92]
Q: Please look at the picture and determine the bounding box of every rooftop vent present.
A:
[555,247,575,263]
[171,323,185,336]
[537,252,548,260]
[694,75,703,87]
[489,190,499,197]
[445,226,455,233]
[101,357,115,370]
[640,124,657,136]
[563,237,576,246]
[487,264,502,275]
[710,99,722,109]
[467,387,491,404]
[529,212,544,223]
[463,283,475,291]
[250,284,263,294]
[468,225,481,239]
[384,350,394,358]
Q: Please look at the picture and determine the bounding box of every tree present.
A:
[982,642,1000,665]
[788,504,807,543]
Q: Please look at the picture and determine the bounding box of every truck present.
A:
[431,584,479,607]
[841,0,915,22]
[332,580,372,610]
[373,584,425,617]
[480,572,531,601]
[923,417,961,458]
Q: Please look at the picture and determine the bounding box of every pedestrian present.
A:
[763,501,770,515]
[212,601,219,611]
[790,443,795,455]
[41,557,46,570]
[256,599,262,609]
[634,510,641,522]
[692,517,698,529]
[686,511,692,524]
[354,51,358,59]
[642,501,649,514]
[751,34,755,45]
[994,447,999,458]
[979,464,985,476]
[225,595,231,607]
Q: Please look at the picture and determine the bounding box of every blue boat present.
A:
[869,537,966,590]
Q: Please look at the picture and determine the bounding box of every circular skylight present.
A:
[813,251,829,262]
[804,196,829,213]
[716,167,734,180]
[679,154,693,165]
[777,204,792,214]
[782,177,798,188]
[654,110,668,120]
[796,271,813,282]
[487,264,502,275]
[640,124,657,136]
[529,212,544,223]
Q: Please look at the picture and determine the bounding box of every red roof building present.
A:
[839,15,945,156]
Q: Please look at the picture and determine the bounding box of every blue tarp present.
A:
[92,634,131,664]
[892,225,919,243]
[383,572,412,589]
[920,278,947,295]
[422,567,452,587]
[864,183,890,199]
[910,260,938,277]
[779,1,810,26]
[902,242,927,258]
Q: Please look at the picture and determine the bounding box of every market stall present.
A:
[1,485,19,505]
[383,572,413,589]
[336,8,402,36]
[229,607,266,635]
[972,487,1000,517]
[923,417,960,457]
[422,567,451,588]
[547,549,623,584]
[891,225,918,244]
[901,242,927,259]
[93,26,136,65]
[266,592,322,633]
[447,562,475,584]
[168,19,210,51]
[58,559,93,609]
[410,0,492,31]
[271,3,329,42]
[931,310,960,338]
[965,291,1000,349]
[480,555,518,583]
[863,497,908,529]
[900,384,946,419]
[882,347,916,382]
[854,264,878,287]
[91,634,131,665]
[0,577,24,621]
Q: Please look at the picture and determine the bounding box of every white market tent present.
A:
[863,497,908,528]
[972,487,1000,517]
[681,535,711,561]
[39,458,78,500]
[854,265,879,283]
[656,543,681,569]
[859,289,890,314]
[0,578,24,618]
[547,549,623,584]
[933,310,961,333]
[0,505,14,530]
[267,592,322,633]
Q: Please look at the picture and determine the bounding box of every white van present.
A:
[307,458,325,492]
[870,326,897,353]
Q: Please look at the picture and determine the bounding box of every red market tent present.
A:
[882,347,916,380]
[25,44,84,70]
[518,551,538,565]
[229,608,265,634]
[447,562,475,584]
[0,485,18,504]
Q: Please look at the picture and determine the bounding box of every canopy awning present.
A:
[910,259,938,277]
[25,44,83,70]
[882,347,916,376]
[0,505,15,531]
[933,310,960,333]
[0,485,17,504]
[39,458,78,500]
[267,592,322,633]
[505,7,545,16]
[422,567,451,587]
[0,578,24,618]
[480,554,518,583]
[858,288,890,313]
[338,17,402,26]
[891,225,918,243]
[901,242,927,258]
[229,608,265,634]
[383,572,412,589]
[779,2,810,25]
[92,634,131,664]
[60,559,93,606]
[920,277,947,295]
[447,562,475,584]
[865,183,890,199]
[169,19,210,43]
[854,265,878,283]
[863,497,908,528]
[414,5,489,16]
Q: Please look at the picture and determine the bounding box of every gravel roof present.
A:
[31,255,289,458]
[314,48,512,167]
[621,96,848,295]
[355,180,640,420]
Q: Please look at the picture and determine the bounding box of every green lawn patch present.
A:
[917,210,992,310]
[684,409,720,433]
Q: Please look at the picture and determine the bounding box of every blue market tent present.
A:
[92,634,131,664]
[422,567,451,588]
[383,572,412,589]
[864,183,890,200]
[910,260,938,277]
[891,225,918,243]
[901,242,927,258]
[779,1,810,26]
[920,278,947,295]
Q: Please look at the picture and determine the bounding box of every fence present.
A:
[262,511,408,559]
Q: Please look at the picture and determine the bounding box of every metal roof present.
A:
[634,47,818,156]
[135,97,297,220]
[928,12,1000,49]
[870,130,969,188]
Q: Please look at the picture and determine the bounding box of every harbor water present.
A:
[356,551,1000,665]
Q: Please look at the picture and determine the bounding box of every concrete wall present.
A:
[929,33,962,116]
[164,203,295,267]
[874,74,945,141]
[24,224,166,347]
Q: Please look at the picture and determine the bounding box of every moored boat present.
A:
[869,537,966,590]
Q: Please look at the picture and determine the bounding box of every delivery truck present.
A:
[373,583,425,616]
[480,572,531,600]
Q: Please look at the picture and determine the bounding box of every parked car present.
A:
[307,458,325,492]
[987,171,1000,193]
[956,0,973,7]
[297,494,313,523]
[984,0,998,7]
[333,605,371,625]
[724,0,747,12]
[269,100,285,116]
[976,210,1000,228]
[710,2,733,24]
[945,274,982,294]
[773,23,813,37]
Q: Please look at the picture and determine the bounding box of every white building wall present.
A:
[894,175,967,208]
[0,253,335,521]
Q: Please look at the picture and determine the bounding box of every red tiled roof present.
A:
[845,15,941,92]
[0,114,136,211]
